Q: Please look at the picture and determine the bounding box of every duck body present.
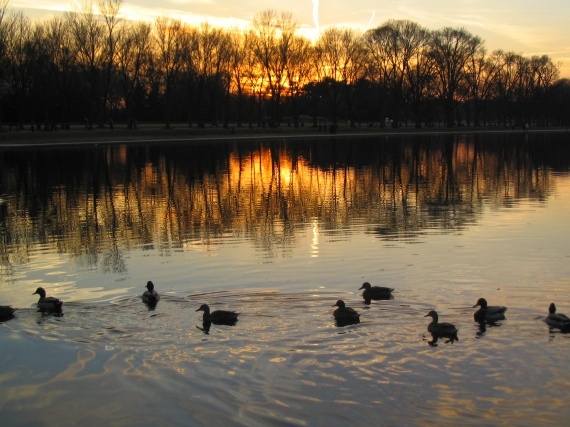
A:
[142,281,160,306]
[196,304,239,325]
[473,298,507,322]
[33,287,63,312]
[332,300,360,325]
[359,282,394,300]
[425,310,458,337]
[0,305,16,321]
[545,303,570,329]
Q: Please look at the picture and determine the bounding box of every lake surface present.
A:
[1,131,570,426]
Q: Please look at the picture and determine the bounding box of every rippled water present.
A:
[1,131,570,426]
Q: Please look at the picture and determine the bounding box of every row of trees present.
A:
[0,0,568,131]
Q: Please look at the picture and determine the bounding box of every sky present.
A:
[10,0,570,77]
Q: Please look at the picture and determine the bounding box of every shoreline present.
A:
[1,123,568,148]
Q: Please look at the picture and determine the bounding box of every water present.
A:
[1,131,570,425]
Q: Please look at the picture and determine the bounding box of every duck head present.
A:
[196,304,210,314]
[424,310,438,320]
[146,281,155,291]
[33,287,46,298]
[549,303,557,314]
[473,298,488,309]
[332,300,346,309]
[358,282,372,291]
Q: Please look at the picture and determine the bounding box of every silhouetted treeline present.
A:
[0,1,568,131]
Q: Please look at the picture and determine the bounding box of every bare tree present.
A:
[227,29,249,127]
[404,26,434,128]
[98,0,123,127]
[285,35,312,127]
[429,27,482,127]
[464,46,501,126]
[249,9,297,126]
[241,31,264,127]
[153,17,186,128]
[43,17,77,127]
[116,21,152,125]
[4,11,34,127]
[315,27,366,127]
[0,0,14,129]
[191,22,231,127]
[66,1,106,128]
[366,20,429,127]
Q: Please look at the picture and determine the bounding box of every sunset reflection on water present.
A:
[1,132,570,425]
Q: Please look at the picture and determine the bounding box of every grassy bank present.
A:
[1,122,566,147]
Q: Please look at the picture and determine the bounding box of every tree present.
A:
[429,27,482,127]
[524,55,559,125]
[284,35,312,127]
[547,79,570,127]
[249,9,297,126]
[365,20,430,127]
[314,27,366,127]
[191,22,231,127]
[4,11,34,127]
[98,0,123,126]
[153,17,186,128]
[464,46,500,126]
[0,0,12,129]
[116,21,152,124]
[493,50,520,126]
[404,27,435,128]
[66,1,106,128]
[227,29,249,127]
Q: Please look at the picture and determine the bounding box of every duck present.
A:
[545,303,570,329]
[33,287,63,312]
[142,281,160,305]
[473,298,507,322]
[424,310,458,337]
[196,304,239,325]
[332,300,360,323]
[0,305,16,321]
[358,282,394,300]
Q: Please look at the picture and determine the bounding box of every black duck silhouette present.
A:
[359,282,394,301]
[196,304,239,325]
[33,287,63,313]
[142,281,160,308]
[473,298,506,323]
[332,300,360,326]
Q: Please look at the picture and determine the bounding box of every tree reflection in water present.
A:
[0,132,568,275]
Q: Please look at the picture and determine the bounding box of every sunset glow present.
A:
[11,0,570,77]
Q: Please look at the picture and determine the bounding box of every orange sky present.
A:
[11,0,570,78]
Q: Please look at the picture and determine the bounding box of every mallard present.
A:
[142,281,160,305]
[425,310,458,337]
[358,282,394,300]
[0,305,15,321]
[545,303,570,329]
[33,287,63,312]
[332,300,360,322]
[196,304,239,325]
[473,298,507,322]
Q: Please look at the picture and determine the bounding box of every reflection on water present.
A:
[2,290,570,425]
[1,132,564,276]
[1,132,570,425]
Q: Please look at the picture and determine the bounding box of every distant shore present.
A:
[1,122,568,148]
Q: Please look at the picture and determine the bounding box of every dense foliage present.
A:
[0,0,568,131]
